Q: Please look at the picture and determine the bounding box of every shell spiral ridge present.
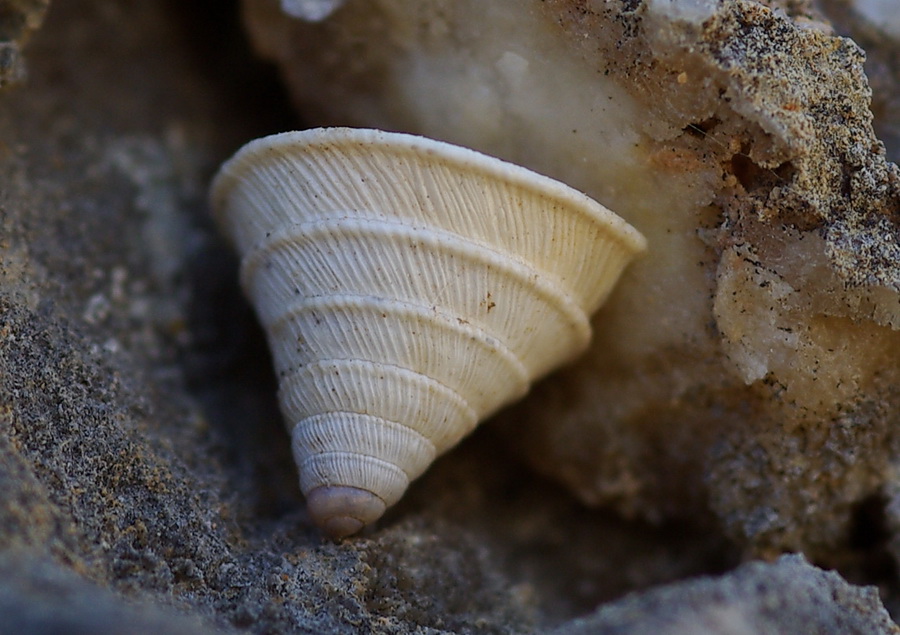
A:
[210,127,646,538]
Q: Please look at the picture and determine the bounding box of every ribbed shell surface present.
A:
[210,128,646,533]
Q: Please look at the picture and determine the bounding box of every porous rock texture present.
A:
[1,0,900,633]
[242,0,900,559]
[817,0,900,172]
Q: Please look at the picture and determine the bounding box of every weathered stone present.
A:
[241,0,900,559]
[819,0,900,161]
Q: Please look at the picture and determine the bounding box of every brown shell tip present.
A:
[306,485,387,540]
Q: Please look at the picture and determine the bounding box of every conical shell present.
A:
[210,128,646,538]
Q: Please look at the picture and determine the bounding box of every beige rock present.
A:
[240,0,900,555]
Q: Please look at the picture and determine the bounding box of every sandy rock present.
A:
[818,0,900,161]
[240,0,900,557]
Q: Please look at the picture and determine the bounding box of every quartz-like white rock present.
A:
[240,0,900,555]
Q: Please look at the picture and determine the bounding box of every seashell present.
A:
[210,127,646,539]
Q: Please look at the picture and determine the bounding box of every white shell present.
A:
[210,128,646,538]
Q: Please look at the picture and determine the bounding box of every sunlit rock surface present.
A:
[242,0,900,556]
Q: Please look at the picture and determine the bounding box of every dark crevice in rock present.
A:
[846,493,897,584]
[163,0,297,142]
[684,117,722,138]
[166,0,306,524]
[730,149,795,194]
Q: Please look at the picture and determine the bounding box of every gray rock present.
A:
[554,554,900,635]
[0,554,219,635]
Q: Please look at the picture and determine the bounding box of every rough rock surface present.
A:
[241,0,900,560]
[2,0,900,633]
[818,0,900,161]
